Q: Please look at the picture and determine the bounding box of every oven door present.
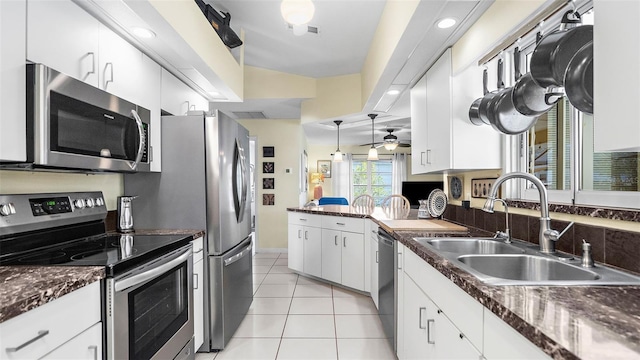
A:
[106,245,193,360]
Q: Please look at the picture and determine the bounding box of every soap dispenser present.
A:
[117,196,137,233]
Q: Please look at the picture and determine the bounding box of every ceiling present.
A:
[203,1,493,146]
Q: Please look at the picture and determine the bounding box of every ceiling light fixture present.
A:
[383,129,399,151]
[333,120,343,162]
[386,89,400,96]
[131,27,156,39]
[367,114,379,161]
[437,18,457,29]
[281,0,315,26]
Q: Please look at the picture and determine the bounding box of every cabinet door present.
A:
[98,24,142,101]
[26,0,99,86]
[484,309,550,360]
[593,0,640,152]
[40,322,102,360]
[370,236,379,309]
[321,229,342,284]
[341,231,365,290]
[193,258,204,351]
[303,226,322,277]
[400,274,435,360]
[0,0,26,162]
[425,48,452,172]
[161,68,209,116]
[288,224,304,272]
[432,309,482,360]
[410,74,428,174]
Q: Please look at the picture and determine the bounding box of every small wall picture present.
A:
[471,178,499,198]
[263,146,275,158]
[263,178,275,189]
[263,194,275,205]
[318,160,331,178]
[263,162,275,174]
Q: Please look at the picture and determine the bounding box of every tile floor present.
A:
[195,252,396,360]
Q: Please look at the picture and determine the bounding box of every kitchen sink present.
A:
[414,237,640,286]
[417,238,524,255]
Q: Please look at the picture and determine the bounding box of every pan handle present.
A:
[497,59,504,89]
[482,68,488,95]
[514,47,522,81]
[545,92,564,106]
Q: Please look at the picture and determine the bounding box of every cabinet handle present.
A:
[336,222,345,225]
[184,101,196,114]
[86,52,96,77]
[299,218,307,221]
[335,235,338,246]
[397,252,402,269]
[376,250,378,263]
[420,151,426,165]
[418,307,427,329]
[298,229,302,239]
[343,237,347,247]
[194,273,198,289]
[304,231,308,240]
[104,62,114,87]
[426,149,432,164]
[193,248,204,254]
[427,319,435,344]
[6,330,49,352]
[88,345,98,360]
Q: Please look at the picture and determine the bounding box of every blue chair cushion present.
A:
[318,197,349,205]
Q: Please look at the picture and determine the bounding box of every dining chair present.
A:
[352,194,375,214]
[381,194,411,219]
[318,197,349,205]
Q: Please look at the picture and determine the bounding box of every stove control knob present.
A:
[74,199,86,209]
[95,198,104,207]
[85,198,95,208]
[0,203,15,216]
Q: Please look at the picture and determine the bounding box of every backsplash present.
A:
[443,205,640,275]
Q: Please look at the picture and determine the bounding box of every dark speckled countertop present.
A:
[0,229,204,324]
[289,206,640,359]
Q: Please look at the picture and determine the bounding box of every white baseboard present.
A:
[255,247,287,254]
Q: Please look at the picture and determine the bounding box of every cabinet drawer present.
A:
[322,216,364,233]
[192,236,204,263]
[404,249,483,350]
[0,281,101,360]
[288,212,322,227]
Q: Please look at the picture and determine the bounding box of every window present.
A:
[352,159,392,206]
[513,6,640,209]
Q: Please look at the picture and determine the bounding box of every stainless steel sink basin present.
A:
[419,238,524,255]
[414,236,640,286]
[457,254,599,282]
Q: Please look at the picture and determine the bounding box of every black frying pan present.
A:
[564,41,593,114]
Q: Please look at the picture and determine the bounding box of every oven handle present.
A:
[115,246,191,292]
[224,242,253,267]
[128,109,146,170]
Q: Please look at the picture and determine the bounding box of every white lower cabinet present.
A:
[0,282,102,360]
[370,220,379,309]
[287,212,365,291]
[192,237,204,351]
[483,309,549,360]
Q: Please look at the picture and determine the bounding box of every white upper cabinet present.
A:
[593,0,640,152]
[27,0,100,87]
[0,0,26,162]
[410,48,501,174]
[161,68,210,116]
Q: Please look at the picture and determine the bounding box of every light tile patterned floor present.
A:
[195,252,396,360]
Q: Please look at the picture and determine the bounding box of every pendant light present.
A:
[333,120,343,162]
[367,113,379,160]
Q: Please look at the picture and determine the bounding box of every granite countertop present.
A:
[394,230,640,360]
[289,205,640,359]
[0,266,105,324]
[0,229,205,324]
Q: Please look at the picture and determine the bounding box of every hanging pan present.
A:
[512,46,563,116]
[469,68,488,125]
[478,59,509,125]
[530,10,593,88]
[563,40,593,114]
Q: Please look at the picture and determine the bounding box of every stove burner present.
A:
[70,249,109,261]
[19,251,68,264]
[61,241,104,252]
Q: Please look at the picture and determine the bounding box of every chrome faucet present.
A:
[482,172,572,254]
[493,199,511,243]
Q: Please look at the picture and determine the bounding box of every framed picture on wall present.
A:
[263,178,275,189]
[263,162,275,173]
[263,194,275,205]
[318,160,331,178]
[263,146,275,158]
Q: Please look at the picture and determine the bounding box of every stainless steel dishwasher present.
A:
[377,228,396,352]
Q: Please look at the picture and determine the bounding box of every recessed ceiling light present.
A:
[132,27,156,39]
[437,18,457,29]
[386,89,400,96]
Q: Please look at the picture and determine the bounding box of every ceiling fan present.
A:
[360,128,411,150]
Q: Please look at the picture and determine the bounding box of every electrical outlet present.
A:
[471,178,499,198]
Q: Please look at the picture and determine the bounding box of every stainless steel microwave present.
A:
[19,64,151,172]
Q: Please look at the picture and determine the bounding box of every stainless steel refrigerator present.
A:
[124,110,253,351]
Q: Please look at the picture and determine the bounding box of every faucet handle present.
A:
[546,221,574,241]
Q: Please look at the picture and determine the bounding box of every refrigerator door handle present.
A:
[224,242,253,267]
[232,140,248,223]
